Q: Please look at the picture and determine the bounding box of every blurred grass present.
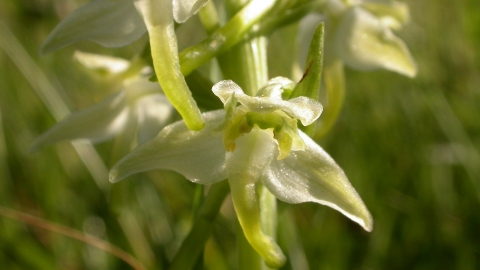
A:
[1,0,480,269]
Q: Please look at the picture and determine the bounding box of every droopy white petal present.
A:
[40,0,146,55]
[262,130,373,231]
[32,91,129,150]
[334,7,417,77]
[110,110,227,183]
[212,80,322,126]
[73,51,130,74]
[173,0,210,23]
[135,94,173,144]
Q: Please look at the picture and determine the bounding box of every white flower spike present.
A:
[110,78,372,267]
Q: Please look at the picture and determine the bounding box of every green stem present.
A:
[169,181,230,270]
[218,37,268,96]
[179,0,277,76]
[314,59,345,139]
[198,1,220,35]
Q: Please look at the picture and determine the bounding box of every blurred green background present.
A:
[1,0,479,269]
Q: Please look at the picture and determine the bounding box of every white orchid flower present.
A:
[32,52,173,150]
[40,0,209,54]
[41,0,207,131]
[110,77,373,268]
[299,0,416,77]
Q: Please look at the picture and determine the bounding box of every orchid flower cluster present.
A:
[34,0,416,268]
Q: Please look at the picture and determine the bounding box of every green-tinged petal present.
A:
[173,0,210,23]
[360,1,410,29]
[255,77,295,99]
[31,91,129,151]
[212,80,323,126]
[73,51,130,74]
[110,110,227,183]
[226,128,286,268]
[134,94,173,144]
[135,0,205,130]
[262,130,373,232]
[40,0,146,55]
[334,7,417,77]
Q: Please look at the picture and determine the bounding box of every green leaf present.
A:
[291,22,324,136]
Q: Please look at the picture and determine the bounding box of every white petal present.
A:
[335,7,417,77]
[173,0,210,23]
[212,80,322,126]
[32,91,129,150]
[73,51,130,74]
[255,77,295,99]
[40,0,146,55]
[110,110,227,184]
[135,94,173,144]
[212,80,245,104]
[262,131,373,231]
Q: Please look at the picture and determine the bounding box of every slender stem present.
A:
[179,0,277,76]
[198,1,220,35]
[0,206,145,270]
[314,59,345,139]
[169,181,230,270]
[278,208,309,270]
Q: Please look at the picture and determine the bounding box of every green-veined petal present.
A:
[31,91,129,150]
[334,7,417,77]
[262,130,373,232]
[40,0,146,55]
[110,110,227,183]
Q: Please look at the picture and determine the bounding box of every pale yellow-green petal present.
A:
[335,7,417,77]
[110,110,226,184]
[263,130,373,232]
